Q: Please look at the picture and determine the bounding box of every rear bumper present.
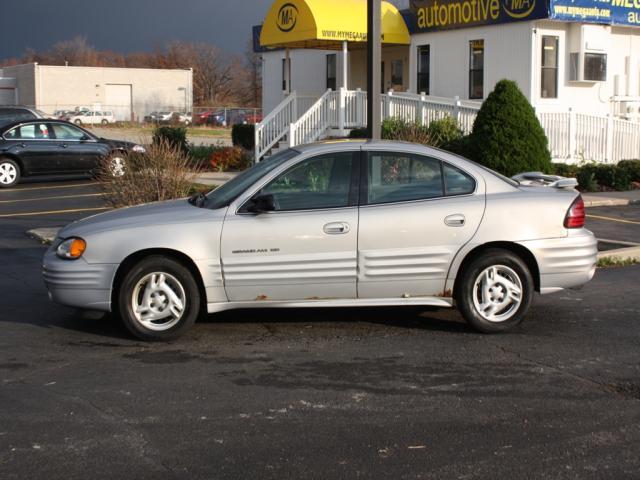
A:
[518,229,598,294]
[42,248,116,311]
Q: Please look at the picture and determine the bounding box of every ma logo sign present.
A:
[502,0,536,18]
[277,3,299,32]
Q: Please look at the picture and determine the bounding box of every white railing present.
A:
[290,90,336,146]
[254,92,298,162]
[258,89,640,164]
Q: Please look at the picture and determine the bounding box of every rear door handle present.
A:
[323,222,350,235]
[444,214,465,227]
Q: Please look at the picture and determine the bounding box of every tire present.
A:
[456,249,534,333]
[117,256,201,341]
[101,119,109,125]
[0,158,20,188]
[74,119,82,126]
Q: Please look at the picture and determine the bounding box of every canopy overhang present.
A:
[260,0,411,50]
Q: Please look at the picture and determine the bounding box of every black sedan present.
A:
[0,119,145,188]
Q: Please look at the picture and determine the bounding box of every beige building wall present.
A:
[1,63,193,120]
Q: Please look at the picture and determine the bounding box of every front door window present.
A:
[259,152,355,211]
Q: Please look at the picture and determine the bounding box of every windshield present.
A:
[204,148,299,209]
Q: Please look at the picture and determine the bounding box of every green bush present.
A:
[231,124,255,151]
[381,118,432,144]
[426,116,463,149]
[617,160,640,183]
[349,128,368,139]
[189,145,219,169]
[550,162,579,178]
[468,79,552,177]
[153,125,188,153]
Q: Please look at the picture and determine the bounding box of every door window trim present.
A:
[360,151,478,208]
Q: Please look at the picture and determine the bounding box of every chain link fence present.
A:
[28,104,262,128]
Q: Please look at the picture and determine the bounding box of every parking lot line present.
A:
[586,214,640,225]
[0,207,110,218]
[0,193,105,204]
[0,182,100,193]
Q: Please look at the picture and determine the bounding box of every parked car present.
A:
[0,106,51,127]
[193,110,222,126]
[0,119,145,187]
[42,140,597,341]
[68,110,116,126]
[244,111,263,123]
[178,112,192,125]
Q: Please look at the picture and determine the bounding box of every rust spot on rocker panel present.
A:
[255,294,268,301]
[435,289,453,298]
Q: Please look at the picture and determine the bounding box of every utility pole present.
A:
[366,0,381,139]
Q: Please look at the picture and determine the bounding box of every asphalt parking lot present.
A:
[1,179,639,479]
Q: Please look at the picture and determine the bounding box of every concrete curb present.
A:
[27,228,60,245]
[584,198,640,208]
[597,246,640,262]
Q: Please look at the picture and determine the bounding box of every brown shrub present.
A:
[98,140,201,208]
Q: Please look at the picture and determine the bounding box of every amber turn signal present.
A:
[56,237,87,260]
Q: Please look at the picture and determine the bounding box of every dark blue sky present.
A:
[0,0,274,59]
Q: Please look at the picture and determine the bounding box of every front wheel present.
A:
[0,158,20,188]
[74,119,83,126]
[117,256,201,341]
[456,249,534,333]
[101,119,109,125]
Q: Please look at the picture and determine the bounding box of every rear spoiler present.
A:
[511,172,579,189]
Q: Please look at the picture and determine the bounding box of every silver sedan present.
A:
[43,141,597,340]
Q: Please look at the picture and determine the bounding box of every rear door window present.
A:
[5,123,51,140]
[365,152,444,205]
[443,163,476,195]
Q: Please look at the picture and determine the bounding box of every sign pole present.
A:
[367,0,381,140]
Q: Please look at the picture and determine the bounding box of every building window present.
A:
[541,36,559,98]
[391,59,403,86]
[469,40,484,99]
[282,58,287,91]
[417,45,430,95]
[326,54,336,91]
[584,53,607,82]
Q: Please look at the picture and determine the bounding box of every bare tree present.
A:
[237,39,262,108]
[48,36,99,66]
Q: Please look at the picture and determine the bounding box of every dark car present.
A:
[0,106,51,127]
[0,119,146,188]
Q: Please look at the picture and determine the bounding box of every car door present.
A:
[3,122,59,174]
[50,123,108,172]
[220,150,360,302]
[357,149,485,299]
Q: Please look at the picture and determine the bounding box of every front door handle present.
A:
[323,222,350,235]
[444,214,466,227]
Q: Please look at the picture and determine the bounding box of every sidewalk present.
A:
[194,171,239,186]
[582,190,640,208]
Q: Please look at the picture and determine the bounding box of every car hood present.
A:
[100,138,137,150]
[58,199,225,238]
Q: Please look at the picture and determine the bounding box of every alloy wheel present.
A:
[131,272,186,331]
[0,162,17,185]
[472,265,523,322]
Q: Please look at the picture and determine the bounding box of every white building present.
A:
[254,0,640,162]
[0,63,193,121]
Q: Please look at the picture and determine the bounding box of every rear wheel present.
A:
[117,256,200,341]
[0,158,20,188]
[456,249,533,333]
[101,119,109,125]
[74,119,83,126]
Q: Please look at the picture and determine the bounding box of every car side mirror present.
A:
[245,193,276,214]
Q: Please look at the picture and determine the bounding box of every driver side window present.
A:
[260,152,355,211]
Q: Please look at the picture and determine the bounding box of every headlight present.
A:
[56,237,87,260]
[132,144,146,153]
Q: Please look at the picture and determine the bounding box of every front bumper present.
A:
[42,247,117,311]
[518,229,598,294]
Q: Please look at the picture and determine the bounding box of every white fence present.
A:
[256,89,640,163]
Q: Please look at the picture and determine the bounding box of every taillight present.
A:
[564,195,585,228]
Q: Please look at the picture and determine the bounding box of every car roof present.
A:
[293,139,448,156]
